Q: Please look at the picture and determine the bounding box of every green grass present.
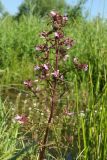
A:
[0,98,19,160]
[0,14,107,159]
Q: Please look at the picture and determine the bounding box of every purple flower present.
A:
[51,70,59,78]
[54,32,64,39]
[43,64,49,70]
[55,32,59,38]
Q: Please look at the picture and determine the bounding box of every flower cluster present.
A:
[34,63,50,79]
[50,11,68,30]
[23,11,88,92]
[33,11,75,83]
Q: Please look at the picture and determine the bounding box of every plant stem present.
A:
[39,39,59,160]
[39,80,56,160]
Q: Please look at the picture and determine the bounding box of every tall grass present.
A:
[0,14,107,159]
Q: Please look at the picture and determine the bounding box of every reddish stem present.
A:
[39,39,59,160]
[55,39,59,71]
[39,81,56,160]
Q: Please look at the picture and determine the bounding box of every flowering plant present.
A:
[23,11,88,160]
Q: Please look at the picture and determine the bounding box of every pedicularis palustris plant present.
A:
[24,11,88,160]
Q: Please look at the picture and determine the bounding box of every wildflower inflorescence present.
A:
[33,11,75,82]
[22,10,88,160]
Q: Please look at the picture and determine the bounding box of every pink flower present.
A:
[54,32,64,39]
[50,11,62,23]
[63,15,68,21]
[79,64,88,71]
[51,70,59,78]
[24,80,32,88]
[43,64,49,70]
[50,11,57,17]
[35,45,43,51]
[50,11,68,28]
[55,32,59,38]
[14,115,28,124]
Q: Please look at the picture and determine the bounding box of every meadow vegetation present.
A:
[0,6,107,160]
